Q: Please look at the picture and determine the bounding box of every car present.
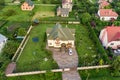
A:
[68,48,73,55]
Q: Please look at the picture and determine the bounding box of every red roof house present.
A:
[98,0,113,3]
[98,9,118,21]
[99,25,120,49]
[99,1,110,9]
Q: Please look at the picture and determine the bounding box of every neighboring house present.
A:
[57,0,73,17]
[62,0,73,12]
[57,6,69,17]
[99,26,120,49]
[97,9,118,21]
[99,1,110,9]
[98,0,112,3]
[0,34,7,52]
[46,23,75,48]
[21,0,34,11]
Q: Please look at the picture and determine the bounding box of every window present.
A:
[110,43,114,45]
[49,43,52,45]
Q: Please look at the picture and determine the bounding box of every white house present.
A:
[99,26,120,49]
[46,23,75,48]
[0,34,7,52]
[97,9,118,21]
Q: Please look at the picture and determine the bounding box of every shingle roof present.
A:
[99,9,118,17]
[0,34,7,42]
[61,8,69,15]
[46,23,75,40]
[25,0,33,6]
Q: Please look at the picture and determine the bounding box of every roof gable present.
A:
[46,23,75,40]
[99,9,118,17]
[104,26,120,42]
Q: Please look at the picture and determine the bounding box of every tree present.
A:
[81,12,91,25]
[111,56,120,76]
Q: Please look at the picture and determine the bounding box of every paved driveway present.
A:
[47,47,81,80]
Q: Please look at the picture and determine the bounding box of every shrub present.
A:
[4,9,17,16]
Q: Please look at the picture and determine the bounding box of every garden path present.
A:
[47,47,81,80]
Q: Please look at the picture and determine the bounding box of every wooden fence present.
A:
[12,25,33,61]
[6,65,110,77]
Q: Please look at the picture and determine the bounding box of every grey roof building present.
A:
[0,34,7,42]
[46,23,75,40]
[25,0,34,6]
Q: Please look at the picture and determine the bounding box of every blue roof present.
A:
[0,34,7,42]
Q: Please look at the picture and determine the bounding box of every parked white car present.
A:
[68,48,73,55]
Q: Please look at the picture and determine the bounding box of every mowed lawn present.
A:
[74,24,98,66]
[79,69,120,80]
[0,5,33,21]
[32,5,56,20]
[16,24,58,72]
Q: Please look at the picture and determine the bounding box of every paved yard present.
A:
[47,46,81,80]
[63,70,81,80]
[52,48,78,69]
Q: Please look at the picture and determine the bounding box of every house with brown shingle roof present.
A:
[57,6,69,17]
[57,0,73,17]
[99,25,120,49]
[21,0,34,11]
[97,9,118,21]
[46,23,75,48]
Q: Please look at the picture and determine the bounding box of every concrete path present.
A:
[47,47,81,80]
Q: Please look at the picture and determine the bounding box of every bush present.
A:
[4,9,17,16]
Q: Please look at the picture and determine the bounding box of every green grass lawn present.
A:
[4,0,13,3]
[32,5,56,20]
[75,24,98,66]
[0,5,33,22]
[79,69,120,80]
[6,72,62,80]
[16,24,58,72]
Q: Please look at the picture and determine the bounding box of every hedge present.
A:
[87,24,109,63]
